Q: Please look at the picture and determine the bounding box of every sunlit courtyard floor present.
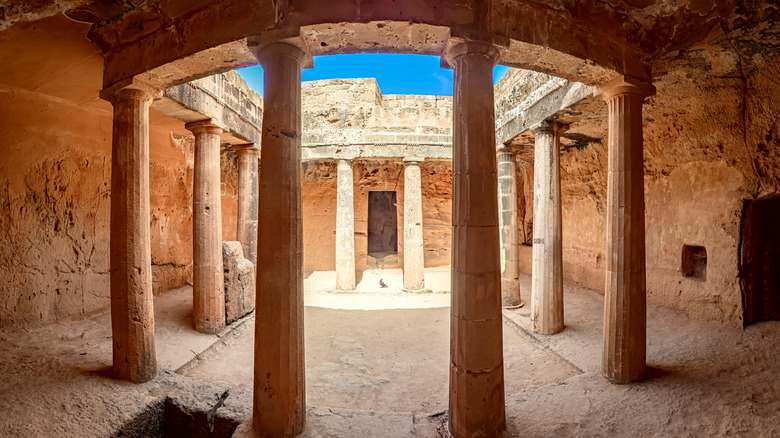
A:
[0,268,778,437]
[201,268,780,437]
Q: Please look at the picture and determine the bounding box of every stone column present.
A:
[252,42,307,437]
[403,158,425,291]
[187,120,226,334]
[234,144,260,267]
[108,86,157,383]
[497,148,520,306]
[446,41,506,438]
[335,158,356,290]
[530,121,568,335]
[600,75,655,383]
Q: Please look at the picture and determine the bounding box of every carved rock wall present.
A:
[0,84,244,328]
[497,41,780,327]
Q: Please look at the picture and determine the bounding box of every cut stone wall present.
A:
[301,78,452,161]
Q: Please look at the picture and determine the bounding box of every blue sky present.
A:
[236,53,510,97]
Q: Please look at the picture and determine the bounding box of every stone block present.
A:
[223,241,256,324]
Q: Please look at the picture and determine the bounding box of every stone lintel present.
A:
[496,80,598,147]
[158,79,261,145]
[302,144,452,161]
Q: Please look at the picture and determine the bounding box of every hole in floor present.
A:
[112,393,238,438]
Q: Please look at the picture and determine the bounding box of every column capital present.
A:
[100,78,162,104]
[185,119,224,136]
[403,157,425,165]
[497,146,514,154]
[250,37,313,69]
[599,75,656,100]
[232,144,260,155]
[336,158,354,165]
[531,120,570,136]
[441,36,508,69]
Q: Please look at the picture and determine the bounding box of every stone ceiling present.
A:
[2,1,773,60]
[0,0,777,91]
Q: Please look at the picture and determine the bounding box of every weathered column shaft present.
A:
[188,120,226,334]
[601,76,655,383]
[497,149,519,282]
[447,41,506,438]
[530,121,567,335]
[253,42,307,437]
[403,158,425,291]
[235,145,260,267]
[108,87,157,383]
[335,159,356,290]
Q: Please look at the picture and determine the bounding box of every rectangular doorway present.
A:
[741,195,780,325]
[367,191,398,256]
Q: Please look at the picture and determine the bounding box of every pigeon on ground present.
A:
[379,279,388,288]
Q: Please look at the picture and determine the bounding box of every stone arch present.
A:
[95,1,651,95]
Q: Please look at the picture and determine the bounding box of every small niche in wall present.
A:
[681,244,707,280]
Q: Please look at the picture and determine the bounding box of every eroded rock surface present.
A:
[222,241,254,325]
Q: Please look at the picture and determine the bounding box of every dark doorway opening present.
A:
[368,191,398,256]
[741,195,780,325]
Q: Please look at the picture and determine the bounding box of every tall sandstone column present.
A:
[403,158,425,291]
[497,148,520,305]
[252,42,307,437]
[108,86,157,383]
[187,120,226,334]
[234,144,260,267]
[601,76,655,383]
[530,121,568,335]
[335,159,356,290]
[447,41,506,438]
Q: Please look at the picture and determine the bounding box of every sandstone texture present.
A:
[0,0,777,333]
[0,67,253,328]
[494,35,780,327]
[0,2,779,438]
[0,85,199,328]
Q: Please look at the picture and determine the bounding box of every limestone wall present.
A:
[301,79,452,158]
